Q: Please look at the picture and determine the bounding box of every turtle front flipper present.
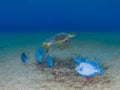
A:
[58,39,70,50]
[57,42,64,49]
[42,42,52,53]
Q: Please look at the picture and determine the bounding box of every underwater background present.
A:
[0,0,120,32]
[0,0,120,90]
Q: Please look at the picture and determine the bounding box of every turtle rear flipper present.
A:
[42,42,52,53]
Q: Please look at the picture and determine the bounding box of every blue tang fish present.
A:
[35,47,46,63]
[21,53,27,64]
[73,57,103,77]
[46,54,54,67]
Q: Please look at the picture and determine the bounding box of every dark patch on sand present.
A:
[34,57,112,89]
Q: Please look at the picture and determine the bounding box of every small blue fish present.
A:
[46,54,54,67]
[21,53,27,64]
[73,57,103,77]
[35,47,46,63]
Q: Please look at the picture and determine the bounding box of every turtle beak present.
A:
[70,34,76,37]
[69,32,76,37]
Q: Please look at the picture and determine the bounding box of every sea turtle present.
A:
[41,32,76,52]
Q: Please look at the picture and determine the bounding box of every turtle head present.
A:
[68,32,76,37]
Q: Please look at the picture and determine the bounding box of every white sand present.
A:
[0,32,120,90]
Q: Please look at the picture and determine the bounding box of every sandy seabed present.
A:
[0,33,120,90]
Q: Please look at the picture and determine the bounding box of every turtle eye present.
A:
[72,32,75,34]
[70,32,76,36]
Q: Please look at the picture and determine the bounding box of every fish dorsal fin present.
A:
[85,58,100,68]
[73,57,86,64]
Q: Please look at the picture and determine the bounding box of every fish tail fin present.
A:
[97,68,103,75]
[46,54,54,67]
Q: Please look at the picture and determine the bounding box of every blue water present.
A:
[0,0,120,31]
[0,32,120,49]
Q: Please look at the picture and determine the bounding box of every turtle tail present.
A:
[41,42,51,53]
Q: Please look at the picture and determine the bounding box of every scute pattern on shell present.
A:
[41,32,74,52]
[54,33,68,42]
